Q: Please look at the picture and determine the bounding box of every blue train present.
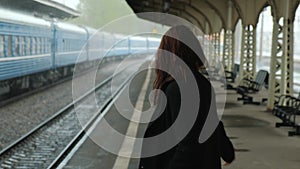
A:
[0,8,160,95]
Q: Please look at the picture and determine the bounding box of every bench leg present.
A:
[275,122,293,128]
[243,100,261,105]
[238,95,252,101]
[243,98,267,105]
[288,125,300,136]
[224,84,236,90]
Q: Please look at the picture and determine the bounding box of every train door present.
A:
[81,27,89,61]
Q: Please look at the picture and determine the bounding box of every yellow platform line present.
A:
[112,68,151,169]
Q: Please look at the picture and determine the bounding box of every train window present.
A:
[66,39,69,51]
[47,38,49,53]
[39,38,43,54]
[38,38,41,54]
[62,39,65,51]
[65,40,68,51]
[19,37,25,56]
[64,40,68,52]
[26,37,31,55]
[14,36,19,56]
[7,36,12,57]
[0,35,4,57]
[44,38,47,53]
[46,38,49,53]
[39,38,42,54]
[36,38,41,54]
[47,38,51,53]
[68,40,71,51]
[32,37,36,55]
[42,38,46,53]
[63,39,67,52]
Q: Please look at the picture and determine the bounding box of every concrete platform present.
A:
[60,68,300,169]
[221,90,300,169]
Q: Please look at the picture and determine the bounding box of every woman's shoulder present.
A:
[195,72,212,86]
[164,80,179,93]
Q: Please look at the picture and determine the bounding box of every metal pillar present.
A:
[216,33,221,59]
[238,25,257,82]
[209,34,216,68]
[203,34,210,63]
[223,30,234,71]
[267,0,295,110]
[258,11,265,62]
[282,19,294,97]
[213,33,220,64]
[267,18,294,109]
[222,0,234,71]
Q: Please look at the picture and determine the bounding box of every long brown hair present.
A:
[153,25,205,89]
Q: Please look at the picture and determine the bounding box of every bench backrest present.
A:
[254,70,269,85]
[232,64,240,78]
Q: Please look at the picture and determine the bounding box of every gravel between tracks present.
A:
[0,60,127,150]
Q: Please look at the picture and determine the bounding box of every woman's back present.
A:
[139,25,234,169]
[163,72,221,169]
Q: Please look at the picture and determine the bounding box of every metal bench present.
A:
[274,96,299,127]
[221,63,240,90]
[236,70,269,105]
[273,93,300,136]
[225,63,239,83]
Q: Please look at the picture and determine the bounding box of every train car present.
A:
[86,28,103,61]
[54,22,88,67]
[129,36,148,54]
[0,9,161,97]
[0,8,52,82]
[0,8,53,94]
[112,36,130,56]
[147,37,161,53]
[106,33,129,57]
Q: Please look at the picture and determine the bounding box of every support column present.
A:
[222,30,235,71]
[213,33,220,65]
[216,33,221,59]
[209,34,216,68]
[267,21,281,109]
[238,25,256,82]
[267,18,294,109]
[267,0,295,110]
[222,0,235,71]
[282,19,294,97]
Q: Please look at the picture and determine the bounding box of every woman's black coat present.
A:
[139,72,234,169]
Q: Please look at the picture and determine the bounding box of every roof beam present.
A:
[169,2,207,33]
[268,0,300,22]
[167,0,214,33]
[204,0,240,31]
[232,0,269,27]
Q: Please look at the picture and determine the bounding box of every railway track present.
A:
[0,60,143,169]
[0,59,118,108]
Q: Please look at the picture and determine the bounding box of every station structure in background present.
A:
[126,0,300,110]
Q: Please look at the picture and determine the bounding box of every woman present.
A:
[139,25,235,169]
